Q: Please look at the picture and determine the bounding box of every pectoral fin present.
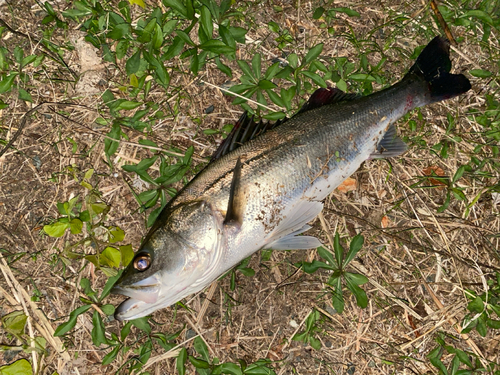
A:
[224,157,245,226]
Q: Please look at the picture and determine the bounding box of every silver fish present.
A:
[112,36,470,320]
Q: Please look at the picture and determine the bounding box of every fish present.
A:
[111,36,471,321]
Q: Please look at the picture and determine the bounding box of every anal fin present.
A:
[370,124,407,159]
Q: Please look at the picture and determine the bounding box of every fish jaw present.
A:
[113,266,205,321]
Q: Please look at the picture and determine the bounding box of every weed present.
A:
[176,336,276,374]
[300,234,368,314]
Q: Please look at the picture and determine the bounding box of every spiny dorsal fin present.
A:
[223,157,244,226]
[212,87,361,161]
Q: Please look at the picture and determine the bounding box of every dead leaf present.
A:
[381,216,390,228]
[337,177,357,193]
[422,166,447,189]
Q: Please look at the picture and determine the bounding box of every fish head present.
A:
[112,200,224,321]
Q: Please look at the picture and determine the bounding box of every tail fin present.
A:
[407,36,471,102]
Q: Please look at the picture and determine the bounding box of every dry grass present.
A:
[0,0,499,374]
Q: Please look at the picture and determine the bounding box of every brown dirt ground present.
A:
[1,0,499,374]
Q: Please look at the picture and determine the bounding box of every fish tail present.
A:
[407,36,471,102]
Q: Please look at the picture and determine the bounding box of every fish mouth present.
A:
[111,275,161,320]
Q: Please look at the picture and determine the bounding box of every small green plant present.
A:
[176,336,276,374]
[0,311,46,356]
[427,333,499,374]
[43,168,134,277]
[0,30,44,107]
[461,272,500,337]
[292,309,323,350]
[301,233,367,314]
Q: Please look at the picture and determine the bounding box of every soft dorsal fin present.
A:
[295,87,360,116]
[223,157,244,226]
[211,87,361,161]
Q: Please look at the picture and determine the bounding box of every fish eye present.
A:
[133,254,151,272]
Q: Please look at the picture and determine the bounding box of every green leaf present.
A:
[0,358,33,375]
[130,0,146,8]
[349,73,376,82]
[252,54,262,80]
[287,53,298,69]
[262,111,285,121]
[176,30,195,46]
[452,165,466,184]
[126,50,141,75]
[100,246,121,268]
[280,86,296,110]
[1,311,27,337]
[43,220,70,237]
[429,356,448,375]
[109,226,125,243]
[199,40,234,54]
[487,319,500,329]
[163,0,189,18]
[292,331,308,342]
[228,26,247,44]
[54,304,92,336]
[116,100,142,111]
[107,23,131,40]
[17,88,32,102]
[0,73,18,94]
[302,259,333,273]
[454,348,473,368]
[177,347,187,375]
[343,234,364,267]
[336,79,347,92]
[189,356,210,369]
[266,89,284,107]
[345,275,368,308]
[138,18,157,43]
[144,51,170,87]
[91,310,108,346]
[344,272,368,285]
[100,272,122,301]
[268,21,280,33]
[215,57,232,77]
[194,336,210,361]
[313,7,325,19]
[164,36,185,60]
[461,10,494,25]
[467,296,484,313]
[69,218,83,234]
[258,80,276,90]
[331,276,344,313]
[303,43,323,64]
[217,363,242,375]
[331,7,360,17]
[131,317,151,333]
[317,246,336,267]
[469,69,492,78]
[104,122,121,158]
[301,70,326,87]
[200,6,213,38]
[333,233,343,268]
[237,60,255,80]
[102,345,121,366]
[476,315,487,337]
[309,335,321,350]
